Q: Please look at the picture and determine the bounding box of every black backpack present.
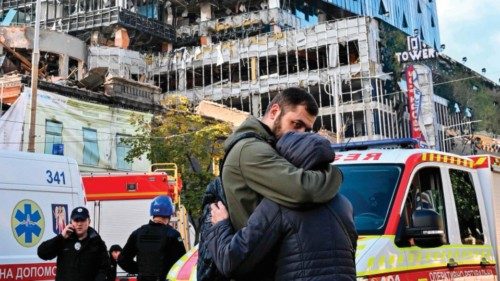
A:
[197,132,262,281]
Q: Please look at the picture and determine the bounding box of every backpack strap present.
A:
[218,132,264,178]
[215,132,264,205]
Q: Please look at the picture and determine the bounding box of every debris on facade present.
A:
[1,0,498,164]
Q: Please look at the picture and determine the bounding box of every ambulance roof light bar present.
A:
[331,138,418,152]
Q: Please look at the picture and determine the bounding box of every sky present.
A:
[436,0,500,84]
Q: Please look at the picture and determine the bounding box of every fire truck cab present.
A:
[168,139,500,281]
[82,163,194,279]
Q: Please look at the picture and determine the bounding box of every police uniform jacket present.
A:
[37,227,109,281]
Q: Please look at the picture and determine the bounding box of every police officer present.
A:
[37,206,109,281]
[118,195,186,281]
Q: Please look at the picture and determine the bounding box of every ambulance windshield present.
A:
[337,164,402,235]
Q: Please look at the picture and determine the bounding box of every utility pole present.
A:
[333,73,342,143]
[27,0,42,152]
[1,82,4,117]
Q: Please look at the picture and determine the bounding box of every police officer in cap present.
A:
[38,206,109,281]
[119,195,186,281]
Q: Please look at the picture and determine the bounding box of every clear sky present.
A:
[436,0,500,85]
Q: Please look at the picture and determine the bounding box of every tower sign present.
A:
[396,36,437,63]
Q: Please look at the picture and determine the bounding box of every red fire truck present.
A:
[82,163,194,280]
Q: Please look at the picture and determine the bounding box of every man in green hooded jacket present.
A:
[222,87,343,230]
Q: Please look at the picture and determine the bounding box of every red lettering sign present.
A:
[405,66,422,141]
[335,153,382,161]
[344,154,361,161]
[363,153,382,161]
[0,263,56,281]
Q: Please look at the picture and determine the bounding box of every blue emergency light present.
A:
[331,138,418,152]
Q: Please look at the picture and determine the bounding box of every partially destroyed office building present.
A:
[147,0,442,142]
[4,0,491,150]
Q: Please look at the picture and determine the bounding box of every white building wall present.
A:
[18,88,152,172]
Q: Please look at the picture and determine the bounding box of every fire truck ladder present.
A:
[150,163,192,250]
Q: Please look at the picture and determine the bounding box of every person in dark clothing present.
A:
[37,206,109,281]
[118,195,186,281]
[108,244,122,281]
[208,132,358,281]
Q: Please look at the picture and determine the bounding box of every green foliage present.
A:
[450,171,477,222]
[450,170,481,237]
[469,90,499,133]
[433,69,499,133]
[180,172,215,221]
[379,22,407,84]
[379,22,500,134]
[125,95,233,219]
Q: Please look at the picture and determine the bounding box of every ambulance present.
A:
[167,139,500,281]
[0,150,85,281]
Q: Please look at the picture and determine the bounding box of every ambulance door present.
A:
[396,165,454,280]
[443,167,496,280]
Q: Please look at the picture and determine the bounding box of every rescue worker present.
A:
[208,132,357,280]
[108,244,122,281]
[37,206,109,281]
[118,195,186,281]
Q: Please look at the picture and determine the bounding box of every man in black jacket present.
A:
[208,132,357,281]
[37,206,109,281]
[118,195,186,281]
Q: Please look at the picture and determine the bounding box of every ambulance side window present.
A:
[449,169,484,245]
[398,167,448,246]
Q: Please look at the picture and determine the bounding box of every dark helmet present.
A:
[150,195,174,217]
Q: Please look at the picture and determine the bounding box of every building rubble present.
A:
[1,0,498,160]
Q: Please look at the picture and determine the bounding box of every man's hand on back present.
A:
[210,201,229,225]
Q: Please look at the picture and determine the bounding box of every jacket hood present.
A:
[276,132,334,170]
[224,116,276,152]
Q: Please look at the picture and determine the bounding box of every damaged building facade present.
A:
[0,26,160,171]
[145,0,442,143]
[0,85,154,172]
[1,0,494,160]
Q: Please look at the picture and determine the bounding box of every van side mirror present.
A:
[405,209,445,247]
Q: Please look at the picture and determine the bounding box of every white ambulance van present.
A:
[0,150,85,281]
[167,139,500,281]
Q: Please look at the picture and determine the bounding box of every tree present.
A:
[125,95,232,221]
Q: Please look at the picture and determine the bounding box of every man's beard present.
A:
[272,111,284,139]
